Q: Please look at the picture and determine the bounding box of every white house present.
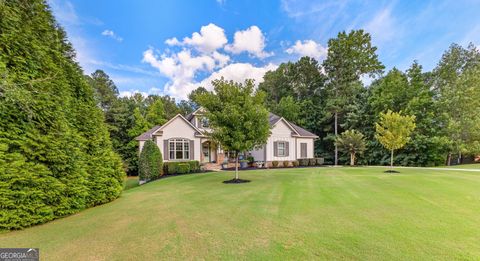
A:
[136,107,318,167]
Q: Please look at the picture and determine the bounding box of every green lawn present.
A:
[441,163,480,169]
[1,167,480,260]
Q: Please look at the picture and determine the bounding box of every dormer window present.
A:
[200,117,209,128]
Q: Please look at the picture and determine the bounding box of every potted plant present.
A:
[240,159,249,169]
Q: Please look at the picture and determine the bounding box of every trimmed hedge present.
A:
[177,164,190,174]
[292,160,299,167]
[163,161,200,175]
[283,161,290,167]
[138,140,163,182]
[298,158,320,167]
[316,158,324,165]
[299,158,309,166]
[272,161,279,167]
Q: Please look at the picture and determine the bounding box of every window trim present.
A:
[277,141,286,157]
[168,138,190,160]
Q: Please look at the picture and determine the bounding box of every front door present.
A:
[202,142,210,163]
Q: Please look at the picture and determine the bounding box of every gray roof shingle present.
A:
[135,125,162,141]
[269,112,318,138]
[136,111,318,141]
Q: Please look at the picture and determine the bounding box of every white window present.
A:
[277,142,286,157]
[169,138,190,160]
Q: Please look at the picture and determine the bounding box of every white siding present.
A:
[296,138,314,158]
[250,146,265,161]
[154,117,201,161]
[138,140,145,154]
[266,120,296,161]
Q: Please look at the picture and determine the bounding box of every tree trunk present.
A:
[447,152,452,166]
[457,151,462,165]
[235,153,239,180]
[334,111,338,166]
[390,149,394,169]
[350,152,355,166]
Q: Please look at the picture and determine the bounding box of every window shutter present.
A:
[285,142,289,156]
[301,143,307,158]
[190,140,194,160]
[164,140,169,160]
[273,142,278,157]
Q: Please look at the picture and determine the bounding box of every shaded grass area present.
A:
[441,163,480,169]
[1,168,479,260]
[123,176,139,191]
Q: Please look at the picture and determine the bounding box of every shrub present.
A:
[163,161,200,174]
[272,161,279,167]
[177,163,190,174]
[166,162,177,174]
[309,158,316,166]
[187,161,200,172]
[247,156,255,163]
[292,160,299,167]
[283,161,290,167]
[316,158,324,165]
[299,158,309,166]
[138,140,163,182]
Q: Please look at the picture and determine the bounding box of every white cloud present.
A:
[142,46,235,99]
[285,40,327,60]
[165,23,227,53]
[162,62,277,100]
[225,26,273,58]
[102,29,123,42]
[119,90,148,98]
[143,24,278,100]
[199,63,277,90]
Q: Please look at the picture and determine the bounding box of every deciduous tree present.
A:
[197,78,270,181]
[375,111,416,169]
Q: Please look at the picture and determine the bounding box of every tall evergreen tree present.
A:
[0,0,124,229]
[323,30,384,165]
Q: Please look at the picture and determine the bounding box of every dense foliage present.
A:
[138,140,163,182]
[375,111,416,167]
[163,161,200,174]
[335,130,366,166]
[259,31,480,166]
[0,0,124,229]
[197,78,271,180]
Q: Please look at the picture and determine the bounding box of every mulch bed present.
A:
[222,178,251,184]
[384,170,400,173]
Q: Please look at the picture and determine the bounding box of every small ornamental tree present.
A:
[336,130,366,166]
[375,110,416,169]
[138,140,163,182]
[197,78,270,182]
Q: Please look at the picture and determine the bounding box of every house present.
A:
[135,107,318,167]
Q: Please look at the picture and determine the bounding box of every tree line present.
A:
[259,32,480,166]
[90,32,480,172]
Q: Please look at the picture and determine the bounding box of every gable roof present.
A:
[135,114,205,141]
[135,125,162,141]
[269,112,318,138]
[136,110,318,141]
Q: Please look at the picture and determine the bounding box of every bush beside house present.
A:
[163,161,201,175]
[138,141,163,184]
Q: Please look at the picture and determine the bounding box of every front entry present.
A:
[202,142,210,163]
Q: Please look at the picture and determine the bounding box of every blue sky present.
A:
[49,0,480,100]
